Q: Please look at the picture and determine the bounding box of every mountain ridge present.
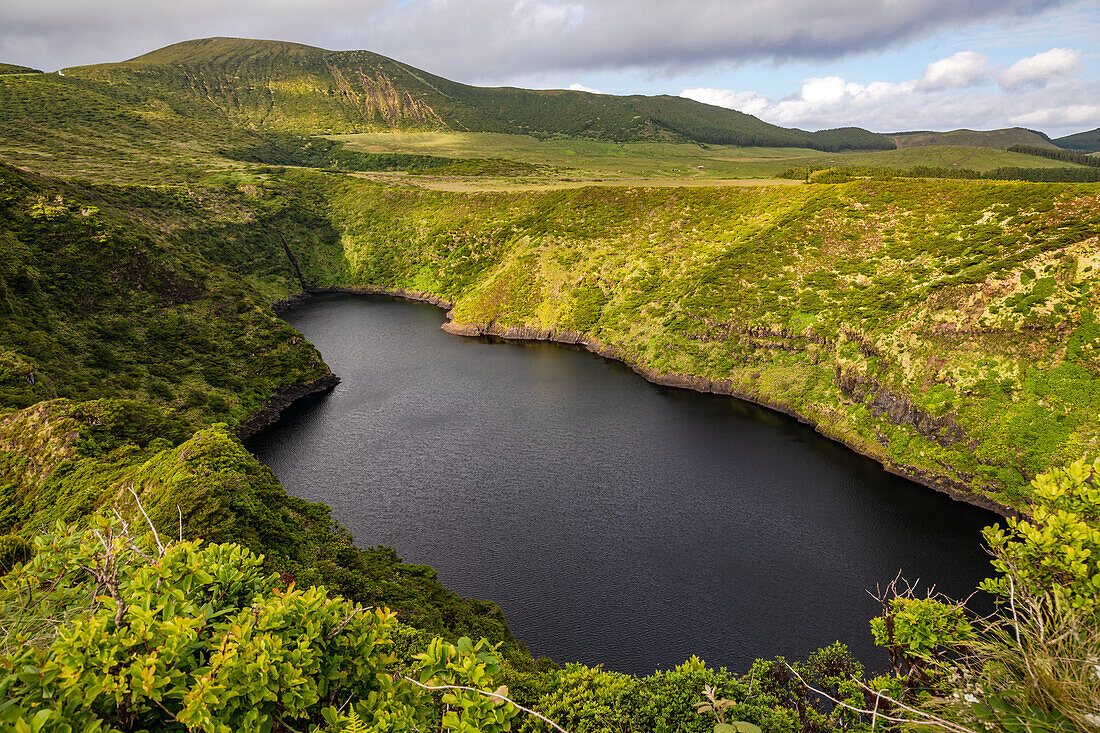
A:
[59,37,896,151]
[888,127,1057,150]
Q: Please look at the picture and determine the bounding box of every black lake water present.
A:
[249,294,998,675]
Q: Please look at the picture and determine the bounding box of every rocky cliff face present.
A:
[836,369,970,449]
[235,373,341,440]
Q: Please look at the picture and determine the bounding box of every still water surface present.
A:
[249,294,998,675]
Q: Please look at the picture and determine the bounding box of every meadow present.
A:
[331,131,1082,186]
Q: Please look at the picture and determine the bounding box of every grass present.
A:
[331,133,1085,187]
[331,132,831,178]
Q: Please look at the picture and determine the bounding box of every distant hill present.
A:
[0,63,42,75]
[61,37,894,152]
[1053,128,1100,153]
[889,127,1056,150]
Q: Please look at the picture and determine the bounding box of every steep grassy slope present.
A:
[0,162,530,659]
[0,68,279,181]
[12,150,1099,515]
[295,173,1100,510]
[61,37,894,151]
[0,163,345,421]
[890,128,1056,150]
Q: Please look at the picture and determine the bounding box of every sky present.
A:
[1,0,1097,136]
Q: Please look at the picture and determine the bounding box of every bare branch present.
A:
[127,485,164,557]
[323,606,366,641]
[79,561,127,628]
[111,509,156,564]
[784,664,980,733]
[399,675,570,733]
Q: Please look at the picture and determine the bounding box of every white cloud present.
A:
[1009,103,1100,126]
[678,54,1099,136]
[568,82,602,93]
[680,88,770,116]
[998,47,1082,89]
[918,51,990,91]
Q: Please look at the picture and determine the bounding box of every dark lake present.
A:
[249,294,998,675]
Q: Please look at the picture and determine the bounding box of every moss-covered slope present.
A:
[0,163,344,422]
[0,397,523,655]
[305,174,1100,510]
[0,163,534,657]
[3,155,1099,512]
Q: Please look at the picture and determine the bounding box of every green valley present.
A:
[1,34,1099,733]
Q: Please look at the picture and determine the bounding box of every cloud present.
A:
[918,51,990,90]
[0,0,1069,78]
[679,50,1098,136]
[998,47,1083,88]
[568,82,603,93]
[1008,103,1100,126]
[679,88,770,116]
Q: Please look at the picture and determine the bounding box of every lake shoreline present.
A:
[267,287,1016,519]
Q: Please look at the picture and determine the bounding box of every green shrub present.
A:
[0,516,521,733]
[807,168,851,184]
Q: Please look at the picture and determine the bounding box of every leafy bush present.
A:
[0,516,521,733]
[870,461,1100,731]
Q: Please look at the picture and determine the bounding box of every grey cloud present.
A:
[375,0,1068,80]
[0,0,1068,78]
[0,0,394,70]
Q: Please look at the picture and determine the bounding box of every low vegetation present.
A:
[222,132,543,177]
[307,172,1100,509]
[779,163,1100,183]
[2,459,1095,732]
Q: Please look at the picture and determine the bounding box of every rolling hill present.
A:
[1053,127,1100,153]
[889,127,1056,150]
[58,37,894,151]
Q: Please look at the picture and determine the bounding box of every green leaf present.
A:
[29,709,51,733]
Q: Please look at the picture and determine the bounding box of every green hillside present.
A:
[0,67,280,181]
[307,173,1100,510]
[889,127,1055,150]
[0,63,41,75]
[1054,127,1100,153]
[61,37,894,151]
[0,162,527,658]
[3,151,1097,512]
